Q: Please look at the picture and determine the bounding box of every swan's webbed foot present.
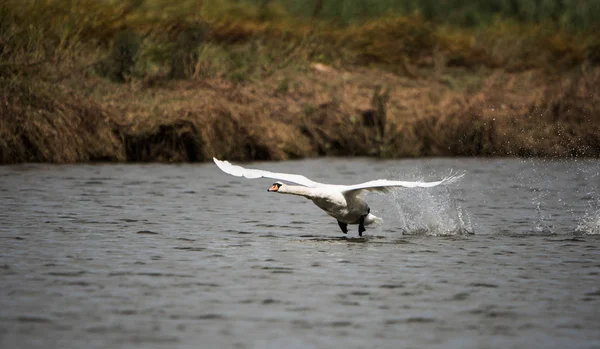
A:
[337,221,348,234]
[358,215,366,237]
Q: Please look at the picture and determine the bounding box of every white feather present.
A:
[213,158,319,187]
[340,171,465,195]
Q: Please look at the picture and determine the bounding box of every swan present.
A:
[213,158,464,236]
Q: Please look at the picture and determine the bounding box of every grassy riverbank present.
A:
[1,0,599,163]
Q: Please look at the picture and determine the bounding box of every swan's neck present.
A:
[278,185,315,198]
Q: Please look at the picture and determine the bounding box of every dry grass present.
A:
[1,0,599,163]
[0,75,124,163]
[2,62,598,163]
[398,72,600,157]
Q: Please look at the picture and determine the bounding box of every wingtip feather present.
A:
[213,157,241,177]
[441,170,466,185]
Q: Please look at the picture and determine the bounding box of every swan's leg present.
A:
[358,215,367,236]
[337,221,348,234]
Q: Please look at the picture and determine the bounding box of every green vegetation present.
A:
[264,0,600,29]
[0,0,599,163]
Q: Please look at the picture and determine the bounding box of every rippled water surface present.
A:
[1,158,599,349]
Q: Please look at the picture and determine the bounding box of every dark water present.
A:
[1,158,599,349]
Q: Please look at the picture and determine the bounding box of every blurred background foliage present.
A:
[1,0,598,83]
[1,0,599,163]
[260,0,600,29]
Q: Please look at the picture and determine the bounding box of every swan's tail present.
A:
[364,213,383,226]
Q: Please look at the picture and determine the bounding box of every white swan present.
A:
[213,158,464,236]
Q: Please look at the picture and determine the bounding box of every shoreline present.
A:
[1,65,599,164]
[2,0,599,164]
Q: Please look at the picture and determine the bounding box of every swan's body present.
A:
[213,158,463,236]
[274,184,379,227]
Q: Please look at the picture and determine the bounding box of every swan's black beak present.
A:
[267,183,280,192]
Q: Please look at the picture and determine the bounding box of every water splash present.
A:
[533,202,554,234]
[575,206,600,235]
[389,179,473,236]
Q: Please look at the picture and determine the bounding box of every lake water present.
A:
[1,158,599,349]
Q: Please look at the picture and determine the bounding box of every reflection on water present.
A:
[0,158,599,349]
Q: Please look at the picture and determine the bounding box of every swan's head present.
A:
[267,182,283,192]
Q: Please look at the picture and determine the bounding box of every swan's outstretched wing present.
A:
[342,172,465,195]
[213,158,321,188]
